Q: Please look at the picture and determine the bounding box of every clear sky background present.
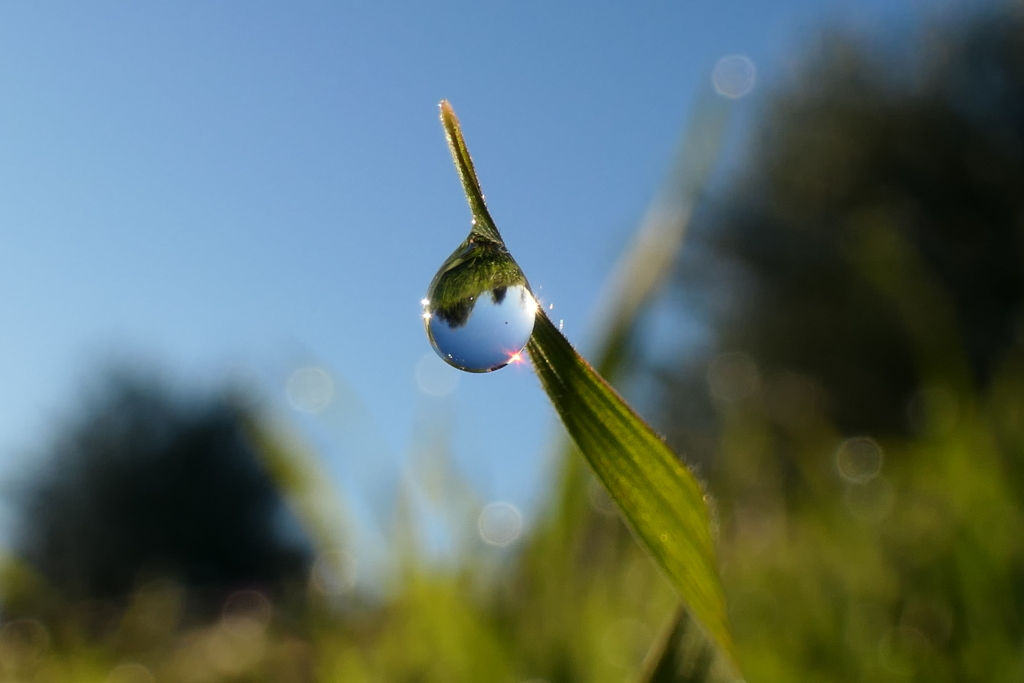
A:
[0,1,987,551]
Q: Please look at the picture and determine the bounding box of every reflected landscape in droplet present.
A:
[426,285,536,372]
[423,238,537,372]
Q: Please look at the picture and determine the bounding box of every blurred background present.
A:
[1,0,1023,681]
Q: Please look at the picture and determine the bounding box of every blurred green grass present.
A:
[1,350,1020,682]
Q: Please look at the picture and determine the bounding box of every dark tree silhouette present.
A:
[655,7,1024,458]
[9,371,312,609]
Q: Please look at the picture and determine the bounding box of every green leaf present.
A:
[437,101,739,673]
[526,313,736,668]
[439,100,503,245]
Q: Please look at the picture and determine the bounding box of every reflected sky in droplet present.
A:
[426,284,537,372]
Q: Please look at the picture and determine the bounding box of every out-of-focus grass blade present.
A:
[590,88,733,379]
[242,410,351,555]
[438,101,738,673]
[636,608,715,683]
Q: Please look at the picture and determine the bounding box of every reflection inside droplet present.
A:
[423,237,537,372]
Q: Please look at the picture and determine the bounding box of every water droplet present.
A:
[424,237,537,372]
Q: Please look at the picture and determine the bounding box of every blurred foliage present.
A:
[665,6,1024,448]
[5,373,313,613]
[651,4,1024,682]
[2,5,1024,683]
[0,369,681,682]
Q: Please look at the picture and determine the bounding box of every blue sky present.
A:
[0,1,981,549]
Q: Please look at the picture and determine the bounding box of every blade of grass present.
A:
[635,608,715,683]
[526,313,735,669]
[440,101,503,244]
[537,87,734,571]
[437,101,738,673]
[590,87,733,378]
[242,410,351,554]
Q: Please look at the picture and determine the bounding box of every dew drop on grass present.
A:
[423,237,537,372]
